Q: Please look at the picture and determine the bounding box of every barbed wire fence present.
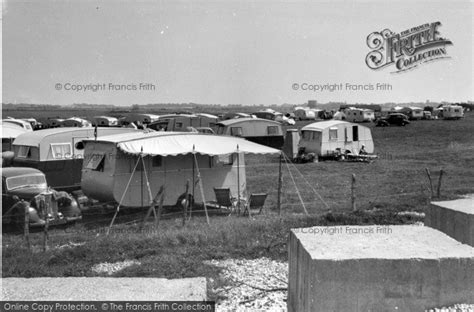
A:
[244,155,474,216]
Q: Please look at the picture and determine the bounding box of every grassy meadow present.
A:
[2,111,474,301]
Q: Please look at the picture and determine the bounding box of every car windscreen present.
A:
[5,174,47,191]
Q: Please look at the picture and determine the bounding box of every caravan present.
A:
[294,108,317,121]
[407,107,424,120]
[61,117,92,127]
[118,113,160,127]
[92,116,119,127]
[216,118,284,149]
[442,105,464,120]
[81,132,279,207]
[344,108,375,123]
[148,114,219,132]
[11,127,140,191]
[298,120,374,158]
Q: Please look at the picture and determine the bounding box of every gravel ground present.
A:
[91,260,142,275]
[425,305,474,312]
[204,257,473,312]
[204,258,287,312]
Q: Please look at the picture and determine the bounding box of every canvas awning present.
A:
[114,133,280,156]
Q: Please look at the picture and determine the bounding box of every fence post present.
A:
[425,168,434,198]
[23,201,30,250]
[351,174,356,212]
[277,153,283,216]
[43,217,49,252]
[437,169,444,198]
[42,198,49,252]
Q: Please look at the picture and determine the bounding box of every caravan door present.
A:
[71,136,88,189]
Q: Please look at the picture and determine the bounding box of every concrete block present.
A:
[430,195,474,246]
[288,225,474,312]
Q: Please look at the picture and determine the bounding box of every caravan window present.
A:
[302,131,311,140]
[329,127,338,140]
[267,126,279,135]
[230,127,243,137]
[215,154,234,165]
[17,146,31,158]
[132,157,145,171]
[175,122,183,129]
[152,156,162,167]
[85,153,105,171]
[50,143,72,159]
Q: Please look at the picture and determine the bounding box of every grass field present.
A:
[2,111,474,301]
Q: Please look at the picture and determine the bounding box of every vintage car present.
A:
[2,167,82,228]
[375,113,410,127]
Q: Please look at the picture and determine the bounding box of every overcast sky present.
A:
[2,0,473,106]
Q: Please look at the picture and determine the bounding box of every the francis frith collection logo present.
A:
[365,22,452,73]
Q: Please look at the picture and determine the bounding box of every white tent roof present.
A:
[89,132,281,156]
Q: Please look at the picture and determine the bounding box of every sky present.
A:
[2,0,473,106]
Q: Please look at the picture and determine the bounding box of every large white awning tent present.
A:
[96,131,281,156]
[83,131,327,234]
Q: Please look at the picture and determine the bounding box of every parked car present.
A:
[2,167,82,228]
[195,127,215,134]
[376,113,410,127]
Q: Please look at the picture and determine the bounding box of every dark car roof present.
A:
[388,113,408,117]
[2,167,44,178]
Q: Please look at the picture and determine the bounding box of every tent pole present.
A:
[140,148,143,209]
[183,180,189,226]
[141,159,144,208]
[194,154,210,225]
[140,155,155,221]
[237,145,240,214]
[107,155,141,235]
[191,153,195,220]
[277,152,283,216]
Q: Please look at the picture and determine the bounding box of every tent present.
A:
[81,131,280,209]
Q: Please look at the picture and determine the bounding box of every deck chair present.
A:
[242,193,268,216]
[213,187,238,213]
